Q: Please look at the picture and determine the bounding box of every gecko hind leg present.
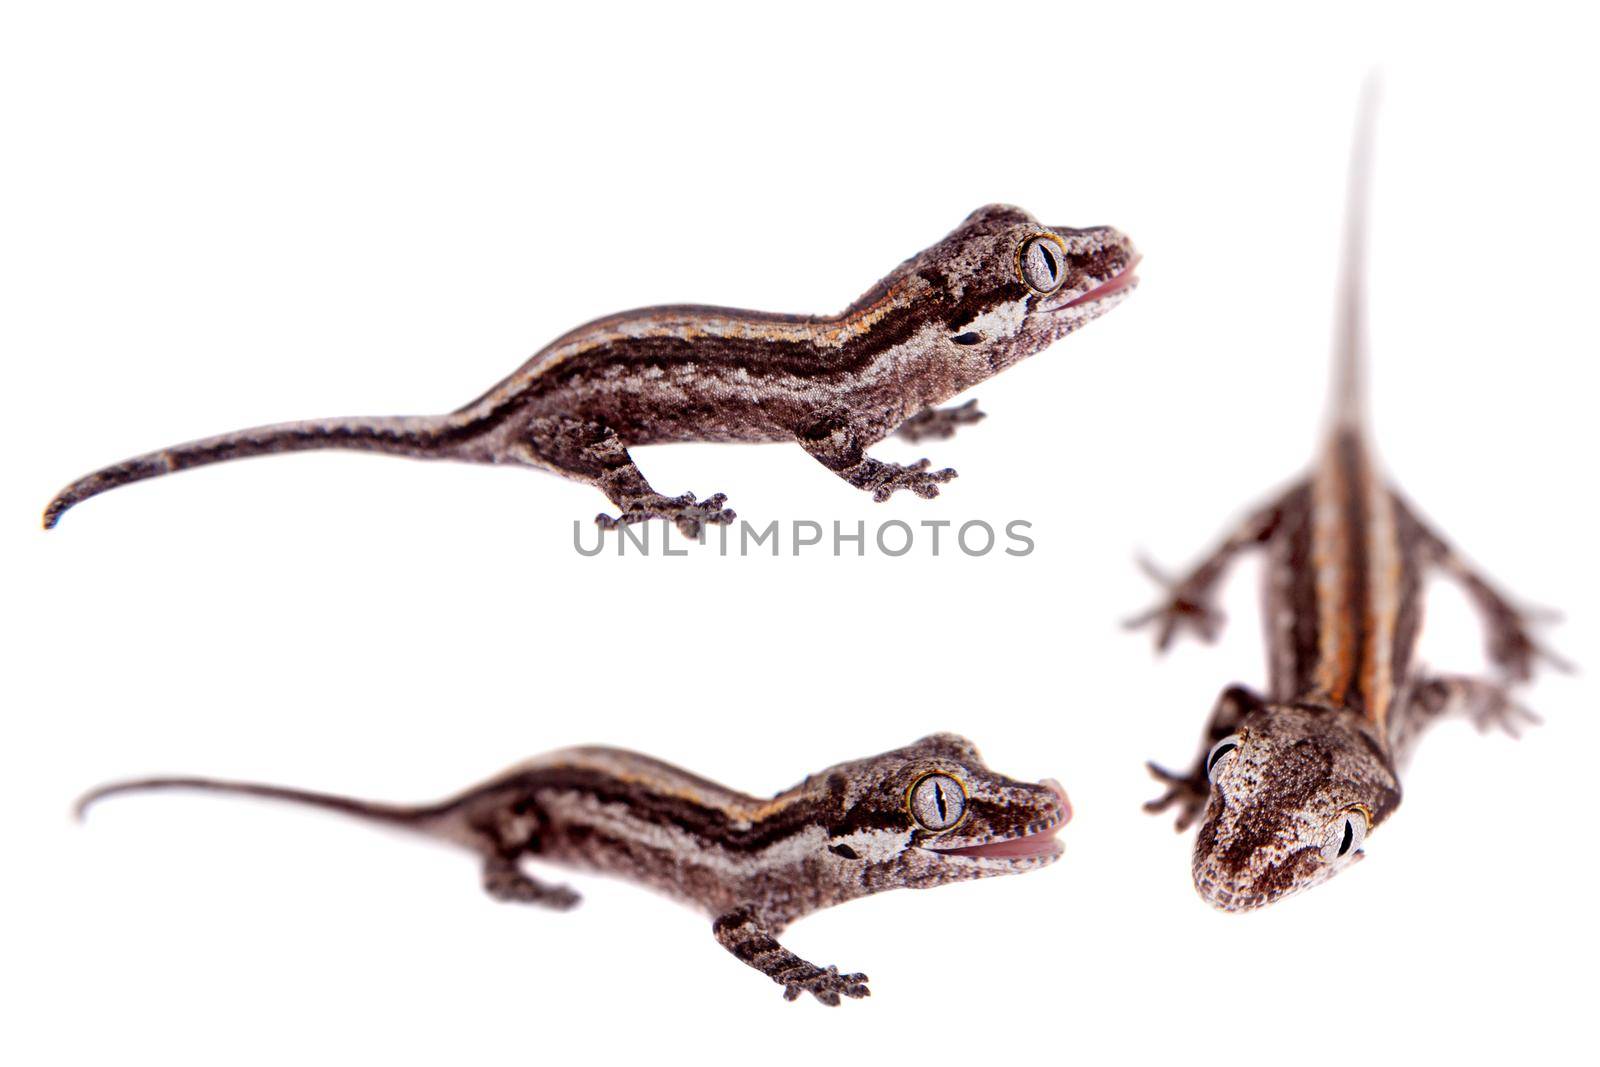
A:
[712,905,869,1005]
[800,418,955,502]
[894,399,986,443]
[1126,489,1300,652]
[481,854,581,911]
[1395,494,1568,681]
[594,491,734,540]
[519,417,735,539]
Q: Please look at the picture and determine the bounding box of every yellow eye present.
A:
[1017,233,1069,294]
[908,773,967,831]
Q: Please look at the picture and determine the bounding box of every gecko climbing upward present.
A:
[43,206,1137,535]
[1130,83,1564,911]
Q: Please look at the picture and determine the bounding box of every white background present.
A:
[3,3,1597,1064]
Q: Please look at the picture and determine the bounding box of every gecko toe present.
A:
[865,460,957,503]
[596,492,737,539]
[1127,558,1226,652]
[1143,761,1208,830]
[783,965,871,1005]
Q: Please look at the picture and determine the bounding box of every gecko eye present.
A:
[908,773,967,832]
[1320,807,1370,862]
[1205,735,1242,781]
[1018,234,1069,294]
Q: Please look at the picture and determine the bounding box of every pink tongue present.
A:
[934,821,1062,859]
[1062,255,1141,308]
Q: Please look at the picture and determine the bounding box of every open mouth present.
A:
[925,779,1071,861]
[1061,253,1141,309]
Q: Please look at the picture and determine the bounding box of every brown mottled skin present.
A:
[1131,88,1560,911]
[43,206,1137,535]
[76,734,1069,1004]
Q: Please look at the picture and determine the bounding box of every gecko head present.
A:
[1192,700,1401,912]
[886,204,1138,397]
[818,733,1070,893]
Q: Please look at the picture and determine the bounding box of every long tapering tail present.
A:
[74,775,454,831]
[1330,74,1381,431]
[42,413,465,529]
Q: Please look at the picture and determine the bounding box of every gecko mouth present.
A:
[925,779,1071,862]
[928,821,1065,860]
[1060,253,1141,310]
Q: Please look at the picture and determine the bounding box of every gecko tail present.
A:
[1329,72,1382,432]
[73,775,455,831]
[42,414,465,529]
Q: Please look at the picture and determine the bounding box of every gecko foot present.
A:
[1481,602,1571,683]
[855,458,956,503]
[1415,676,1543,740]
[1472,695,1542,739]
[482,856,582,910]
[1125,556,1225,652]
[779,964,871,1006]
[596,492,736,539]
[895,399,986,443]
[1144,761,1209,832]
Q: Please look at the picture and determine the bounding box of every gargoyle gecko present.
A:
[77,734,1069,1004]
[1130,88,1561,910]
[44,206,1137,535]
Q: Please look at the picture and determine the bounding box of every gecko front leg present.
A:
[1127,486,1302,651]
[712,905,869,1005]
[800,417,955,502]
[1146,685,1262,831]
[1390,674,1541,763]
[1395,495,1566,682]
[894,399,986,443]
[481,854,582,910]
[519,417,735,538]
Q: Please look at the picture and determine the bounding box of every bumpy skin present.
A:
[1133,91,1558,911]
[76,734,1069,1004]
[43,206,1137,535]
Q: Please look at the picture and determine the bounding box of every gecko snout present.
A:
[1040,777,1073,823]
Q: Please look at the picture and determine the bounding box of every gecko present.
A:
[76,734,1070,1004]
[42,206,1137,536]
[1128,87,1561,911]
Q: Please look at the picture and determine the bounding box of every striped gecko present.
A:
[76,735,1069,1004]
[1130,89,1560,911]
[43,206,1137,535]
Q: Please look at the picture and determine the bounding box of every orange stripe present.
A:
[1310,438,1357,704]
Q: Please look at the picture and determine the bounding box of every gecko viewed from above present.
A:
[77,734,1069,1004]
[1129,88,1563,912]
[43,206,1137,535]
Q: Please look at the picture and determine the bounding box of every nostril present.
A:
[950,331,983,345]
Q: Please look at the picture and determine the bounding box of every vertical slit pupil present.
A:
[1040,245,1058,280]
[1207,742,1237,773]
[1338,819,1355,856]
[933,781,947,821]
